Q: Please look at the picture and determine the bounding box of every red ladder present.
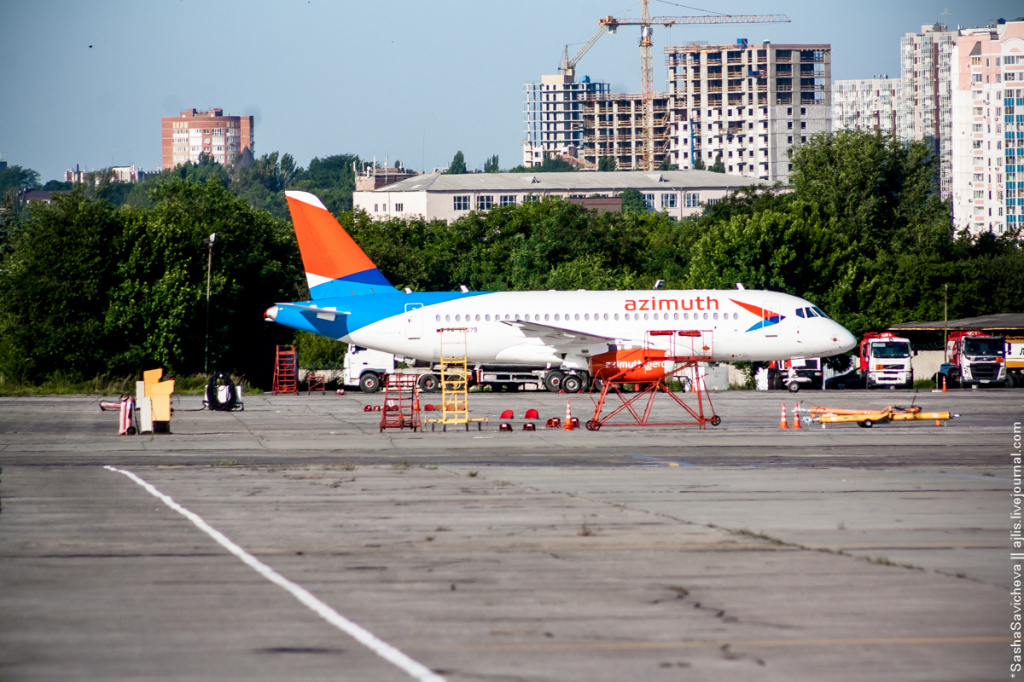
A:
[272,345,298,395]
[379,374,421,432]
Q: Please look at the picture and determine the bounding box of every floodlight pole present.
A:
[204,233,216,375]
[943,283,948,364]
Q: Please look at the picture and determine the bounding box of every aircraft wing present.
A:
[277,302,351,321]
[502,319,616,347]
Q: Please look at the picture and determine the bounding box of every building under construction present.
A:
[581,91,672,171]
[523,38,831,181]
[665,40,832,183]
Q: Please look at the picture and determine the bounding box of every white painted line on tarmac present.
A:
[104,465,446,682]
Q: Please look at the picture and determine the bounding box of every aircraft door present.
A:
[404,303,424,340]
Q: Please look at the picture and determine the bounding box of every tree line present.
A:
[0,130,1020,388]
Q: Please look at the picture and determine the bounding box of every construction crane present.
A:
[599,1,790,170]
[559,25,609,79]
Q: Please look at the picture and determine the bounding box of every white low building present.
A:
[353,170,766,223]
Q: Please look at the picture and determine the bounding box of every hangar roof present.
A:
[364,170,769,194]
[890,313,1024,332]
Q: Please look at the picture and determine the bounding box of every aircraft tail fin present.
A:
[284,190,397,298]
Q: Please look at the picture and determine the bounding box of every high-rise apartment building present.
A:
[580,92,671,170]
[898,24,958,198]
[663,40,831,183]
[522,74,609,167]
[833,77,901,135]
[161,108,254,169]
[950,20,1024,235]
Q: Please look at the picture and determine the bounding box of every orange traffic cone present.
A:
[564,400,574,431]
[942,375,947,392]
[792,403,801,429]
[778,402,789,429]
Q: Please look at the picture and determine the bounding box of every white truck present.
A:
[860,332,914,389]
[942,331,1007,388]
[342,345,582,394]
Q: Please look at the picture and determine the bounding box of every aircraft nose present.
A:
[832,324,857,353]
[263,305,278,323]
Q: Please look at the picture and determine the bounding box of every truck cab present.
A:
[343,346,396,393]
[944,331,1006,388]
[860,332,913,389]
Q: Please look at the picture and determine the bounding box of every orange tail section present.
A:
[285,191,395,298]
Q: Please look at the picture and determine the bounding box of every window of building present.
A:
[643,193,655,209]
[499,195,516,206]
[476,195,494,210]
[683,192,700,207]
[394,203,403,212]
[453,195,470,211]
[661,193,677,209]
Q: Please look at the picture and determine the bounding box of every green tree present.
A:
[104,180,300,380]
[692,155,706,171]
[230,151,298,218]
[447,151,468,175]
[0,164,41,201]
[291,153,365,214]
[709,153,725,174]
[657,156,677,171]
[483,154,500,173]
[598,156,617,172]
[620,188,646,215]
[0,190,125,381]
[788,129,950,256]
[509,157,577,173]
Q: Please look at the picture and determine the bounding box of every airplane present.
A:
[264,190,857,390]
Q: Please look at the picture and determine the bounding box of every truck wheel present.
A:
[544,370,564,393]
[562,374,583,393]
[787,382,800,393]
[418,374,439,393]
[359,372,381,394]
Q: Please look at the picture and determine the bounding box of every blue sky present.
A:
[2,0,1021,183]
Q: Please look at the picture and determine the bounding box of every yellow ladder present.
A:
[427,328,487,431]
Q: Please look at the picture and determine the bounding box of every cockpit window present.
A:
[811,306,830,319]
[796,308,805,318]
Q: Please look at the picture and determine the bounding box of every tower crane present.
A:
[599,1,790,170]
[559,25,609,79]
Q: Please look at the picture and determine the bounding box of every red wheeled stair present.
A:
[272,345,299,395]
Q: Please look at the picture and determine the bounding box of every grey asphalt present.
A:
[1,387,1020,681]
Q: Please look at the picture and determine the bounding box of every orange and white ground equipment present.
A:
[811,403,958,429]
[585,330,720,430]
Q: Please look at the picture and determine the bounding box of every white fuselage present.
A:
[314,289,856,368]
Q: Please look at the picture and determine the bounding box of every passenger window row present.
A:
[433,312,742,323]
